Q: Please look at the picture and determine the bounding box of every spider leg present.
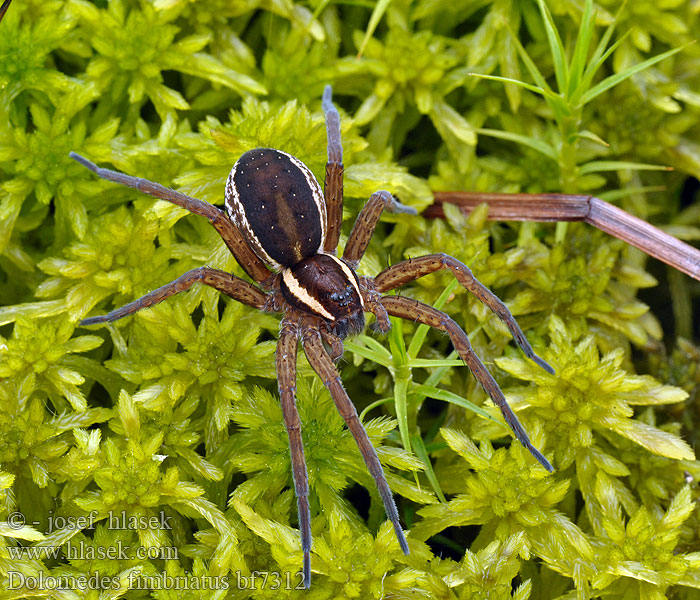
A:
[342,191,417,268]
[374,253,554,374]
[277,320,312,588]
[380,294,553,472]
[80,267,267,325]
[69,153,272,285]
[322,85,344,254]
[301,327,410,555]
[0,0,12,22]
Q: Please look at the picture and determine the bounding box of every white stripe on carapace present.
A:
[224,149,326,271]
[225,159,281,269]
[285,151,327,247]
[282,268,336,320]
[325,253,365,309]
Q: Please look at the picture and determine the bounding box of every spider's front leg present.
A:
[374,253,553,374]
[322,85,344,254]
[69,153,272,285]
[343,191,417,269]
[276,320,312,588]
[380,294,553,472]
[301,326,410,554]
[321,87,416,263]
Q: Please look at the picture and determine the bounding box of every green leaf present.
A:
[345,337,393,367]
[575,129,610,147]
[579,161,672,174]
[536,0,568,93]
[412,384,499,424]
[505,20,552,93]
[388,316,409,367]
[407,358,465,368]
[578,31,630,103]
[359,396,394,422]
[580,45,687,105]
[411,433,446,503]
[470,73,555,103]
[567,0,595,98]
[389,318,412,454]
[357,0,393,58]
[394,376,412,455]
[477,128,558,162]
[597,186,667,202]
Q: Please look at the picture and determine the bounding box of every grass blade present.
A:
[407,359,465,368]
[578,31,631,102]
[536,0,569,93]
[477,128,558,162]
[359,396,394,422]
[388,318,413,453]
[579,160,672,175]
[471,73,570,118]
[598,185,666,202]
[357,0,392,58]
[412,433,446,503]
[394,377,411,454]
[471,73,550,99]
[581,45,686,105]
[505,20,552,93]
[388,317,408,366]
[407,278,460,358]
[413,383,499,424]
[345,338,393,367]
[567,0,595,98]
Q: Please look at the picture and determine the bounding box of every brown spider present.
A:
[72,86,553,587]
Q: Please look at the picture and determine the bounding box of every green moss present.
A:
[1,0,700,598]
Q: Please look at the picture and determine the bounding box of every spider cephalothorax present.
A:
[72,85,553,588]
[281,253,366,338]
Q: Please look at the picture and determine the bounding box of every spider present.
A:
[71,86,554,587]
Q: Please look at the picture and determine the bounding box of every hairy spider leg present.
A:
[336,172,551,468]
[0,0,12,22]
[374,254,554,374]
[338,178,551,375]
[68,152,272,285]
[322,85,344,254]
[342,190,417,268]
[380,295,553,472]
[80,267,267,325]
[301,327,411,553]
[276,321,312,588]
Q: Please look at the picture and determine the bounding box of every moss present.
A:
[1,0,700,598]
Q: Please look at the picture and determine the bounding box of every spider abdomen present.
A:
[281,253,365,338]
[225,148,327,269]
